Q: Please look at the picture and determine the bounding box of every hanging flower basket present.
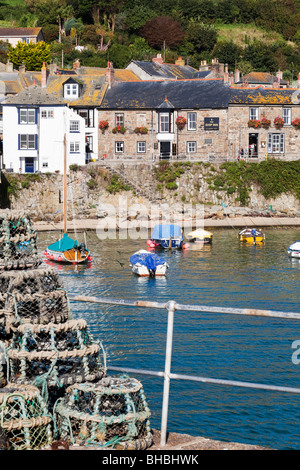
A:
[134,126,148,134]
[248,119,261,129]
[112,125,126,134]
[99,120,109,130]
[176,116,187,130]
[292,118,300,130]
[274,117,284,129]
[260,117,271,129]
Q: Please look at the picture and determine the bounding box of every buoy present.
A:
[146,239,152,247]
[87,255,93,261]
[182,243,190,249]
[57,255,63,262]
[50,254,54,260]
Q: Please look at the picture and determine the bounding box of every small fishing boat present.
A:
[187,228,213,244]
[288,241,300,258]
[44,135,92,264]
[129,249,169,276]
[239,228,265,244]
[45,233,92,264]
[147,224,188,249]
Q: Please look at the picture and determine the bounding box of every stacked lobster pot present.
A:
[0,210,152,450]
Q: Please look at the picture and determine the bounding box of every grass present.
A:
[216,23,286,47]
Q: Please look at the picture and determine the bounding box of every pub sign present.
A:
[204,117,219,130]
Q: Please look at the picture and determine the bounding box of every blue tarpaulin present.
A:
[129,252,166,270]
[47,233,78,252]
[151,224,183,240]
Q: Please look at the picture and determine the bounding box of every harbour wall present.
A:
[2,163,300,226]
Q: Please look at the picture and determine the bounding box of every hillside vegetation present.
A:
[0,0,299,79]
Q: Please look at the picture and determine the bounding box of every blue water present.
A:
[38,228,300,450]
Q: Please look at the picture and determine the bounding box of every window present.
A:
[64,83,79,98]
[77,109,94,128]
[115,141,124,153]
[268,133,284,153]
[159,113,172,132]
[137,141,146,153]
[41,109,54,119]
[70,120,80,132]
[187,112,197,130]
[249,107,259,120]
[283,108,291,125]
[19,108,36,124]
[115,113,124,127]
[19,134,37,149]
[187,141,197,153]
[70,142,80,153]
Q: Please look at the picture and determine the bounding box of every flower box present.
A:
[248,119,261,129]
[274,117,284,129]
[99,120,109,130]
[176,116,187,130]
[134,126,148,134]
[112,125,126,134]
[292,118,300,130]
[260,117,271,129]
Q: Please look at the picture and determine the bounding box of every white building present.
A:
[2,85,85,173]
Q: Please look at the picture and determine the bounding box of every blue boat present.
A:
[129,250,168,276]
[148,224,185,249]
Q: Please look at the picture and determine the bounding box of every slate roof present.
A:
[128,60,197,80]
[3,85,65,106]
[100,79,232,109]
[239,72,288,86]
[229,87,296,105]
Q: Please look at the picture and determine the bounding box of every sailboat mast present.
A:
[64,134,67,234]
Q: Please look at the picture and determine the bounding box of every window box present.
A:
[112,126,126,134]
[274,117,284,129]
[292,118,300,129]
[248,119,261,129]
[134,126,148,134]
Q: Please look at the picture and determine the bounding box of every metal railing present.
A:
[68,293,300,448]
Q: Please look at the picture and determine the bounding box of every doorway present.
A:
[160,141,171,159]
[248,134,258,158]
[25,157,34,173]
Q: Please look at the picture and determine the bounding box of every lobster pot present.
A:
[0,341,7,388]
[0,211,41,270]
[54,376,152,450]
[8,319,106,387]
[0,267,72,335]
[0,384,52,450]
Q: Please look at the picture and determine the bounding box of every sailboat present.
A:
[44,136,92,264]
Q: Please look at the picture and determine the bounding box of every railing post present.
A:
[160,300,176,447]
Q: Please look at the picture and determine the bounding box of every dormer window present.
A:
[64,83,79,98]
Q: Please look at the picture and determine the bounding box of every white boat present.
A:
[129,250,169,277]
[288,241,300,258]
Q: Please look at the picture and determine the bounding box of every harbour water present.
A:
[38,227,300,450]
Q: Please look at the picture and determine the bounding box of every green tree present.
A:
[8,42,51,71]
[211,40,242,69]
[186,21,217,54]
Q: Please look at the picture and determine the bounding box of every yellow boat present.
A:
[187,229,213,244]
[239,228,265,244]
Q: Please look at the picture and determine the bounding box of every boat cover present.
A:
[47,233,78,252]
[129,252,166,270]
[187,229,213,238]
[289,241,300,250]
[151,224,183,240]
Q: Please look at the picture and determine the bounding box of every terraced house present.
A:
[98,71,300,163]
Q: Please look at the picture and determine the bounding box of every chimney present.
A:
[73,58,80,71]
[152,53,163,64]
[175,56,185,66]
[41,62,47,88]
[49,63,58,75]
[19,62,25,73]
[105,61,115,88]
[6,60,13,72]
[297,72,300,88]
[235,68,240,83]
[224,64,229,83]
[199,60,209,71]
[229,71,234,85]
